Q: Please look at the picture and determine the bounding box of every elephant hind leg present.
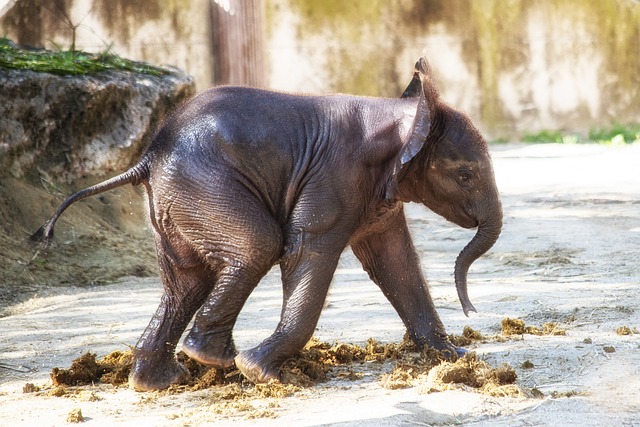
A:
[129,249,214,391]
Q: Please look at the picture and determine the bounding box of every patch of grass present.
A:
[589,123,640,145]
[522,129,565,144]
[521,124,640,145]
[0,37,169,76]
[522,130,581,144]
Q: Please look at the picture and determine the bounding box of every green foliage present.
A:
[588,123,640,145]
[522,130,572,144]
[522,124,640,145]
[489,137,510,144]
[0,38,169,76]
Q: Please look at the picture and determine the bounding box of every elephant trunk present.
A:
[454,204,503,317]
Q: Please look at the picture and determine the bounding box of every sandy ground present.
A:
[0,142,639,426]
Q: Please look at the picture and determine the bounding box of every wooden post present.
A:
[211,0,266,87]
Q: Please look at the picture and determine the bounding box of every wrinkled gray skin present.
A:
[31,57,502,391]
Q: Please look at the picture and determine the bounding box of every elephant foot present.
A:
[432,340,461,361]
[129,354,190,391]
[182,329,237,368]
[418,331,461,361]
[235,349,281,384]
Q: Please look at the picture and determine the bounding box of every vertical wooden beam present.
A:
[211,0,266,87]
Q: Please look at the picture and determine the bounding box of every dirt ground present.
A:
[0,142,639,426]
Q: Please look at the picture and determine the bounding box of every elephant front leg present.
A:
[235,236,344,383]
[181,203,283,369]
[351,208,458,358]
[182,265,272,368]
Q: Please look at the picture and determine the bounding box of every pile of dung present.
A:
[450,326,486,347]
[382,347,527,397]
[50,351,132,387]
[382,351,523,397]
[379,347,449,390]
[280,336,414,386]
[164,337,433,418]
[303,335,416,364]
[501,318,566,336]
[423,353,522,397]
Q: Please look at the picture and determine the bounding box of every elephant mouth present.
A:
[449,209,478,229]
[457,217,479,230]
[420,196,478,229]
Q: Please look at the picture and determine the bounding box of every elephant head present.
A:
[397,58,503,316]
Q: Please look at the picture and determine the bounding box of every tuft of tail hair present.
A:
[29,159,150,248]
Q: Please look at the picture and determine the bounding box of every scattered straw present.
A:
[616,326,639,335]
[501,318,566,336]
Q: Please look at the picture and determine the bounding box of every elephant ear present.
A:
[401,57,434,99]
[383,57,438,201]
[398,57,433,165]
[401,62,423,99]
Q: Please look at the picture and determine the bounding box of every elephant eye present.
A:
[458,171,472,184]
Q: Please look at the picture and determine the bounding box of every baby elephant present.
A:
[32,57,502,390]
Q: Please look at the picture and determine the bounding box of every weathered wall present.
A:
[1,0,639,138]
[266,0,640,138]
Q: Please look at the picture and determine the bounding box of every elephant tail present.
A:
[29,157,151,247]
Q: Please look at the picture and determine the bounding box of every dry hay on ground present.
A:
[615,326,639,335]
[501,317,567,336]
[28,326,545,418]
[421,353,522,397]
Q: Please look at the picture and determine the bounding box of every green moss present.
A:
[469,0,526,131]
[588,1,640,101]
[284,0,390,96]
[0,38,169,76]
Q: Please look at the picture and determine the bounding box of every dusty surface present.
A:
[0,176,158,307]
[0,143,639,426]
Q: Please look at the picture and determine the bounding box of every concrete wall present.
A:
[266,0,640,138]
[2,0,639,139]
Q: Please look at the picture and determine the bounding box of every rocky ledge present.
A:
[0,66,195,182]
